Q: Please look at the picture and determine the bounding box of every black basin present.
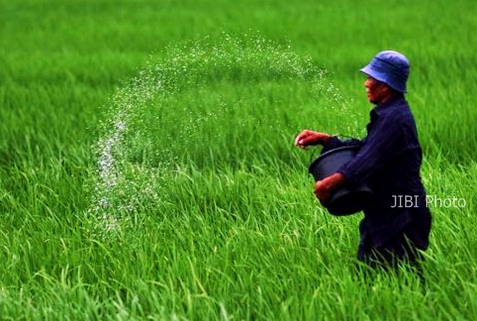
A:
[308,146,373,215]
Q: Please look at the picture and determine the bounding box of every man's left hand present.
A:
[314,173,346,205]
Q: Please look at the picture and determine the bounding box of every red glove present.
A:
[314,173,346,205]
[294,130,331,148]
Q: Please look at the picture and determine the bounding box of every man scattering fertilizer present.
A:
[295,50,432,270]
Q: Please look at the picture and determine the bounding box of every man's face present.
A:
[364,76,390,104]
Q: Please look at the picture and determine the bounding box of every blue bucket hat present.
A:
[360,50,410,93]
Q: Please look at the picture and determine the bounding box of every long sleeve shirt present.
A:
[323,95,430,247]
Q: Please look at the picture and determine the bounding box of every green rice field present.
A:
[1,0,476,319]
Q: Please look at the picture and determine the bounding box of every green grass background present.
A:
[1,0,477,320]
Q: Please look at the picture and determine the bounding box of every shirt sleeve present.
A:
[338,115,404,185]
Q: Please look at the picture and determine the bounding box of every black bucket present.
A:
[308,146,373,216]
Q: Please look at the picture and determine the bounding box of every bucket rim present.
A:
[309,145,361,171]
[318,145,360,159]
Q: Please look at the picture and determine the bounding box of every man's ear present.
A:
[381,83,394,95]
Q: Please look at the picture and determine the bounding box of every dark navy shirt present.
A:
[324,95,431,248]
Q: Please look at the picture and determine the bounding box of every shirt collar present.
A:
[371,95,405,117]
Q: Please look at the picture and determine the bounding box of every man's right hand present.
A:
[294,130,331,148]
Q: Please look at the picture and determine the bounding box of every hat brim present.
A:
[360,65,407,93]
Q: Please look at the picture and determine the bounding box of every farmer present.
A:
[295,50,432,269]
